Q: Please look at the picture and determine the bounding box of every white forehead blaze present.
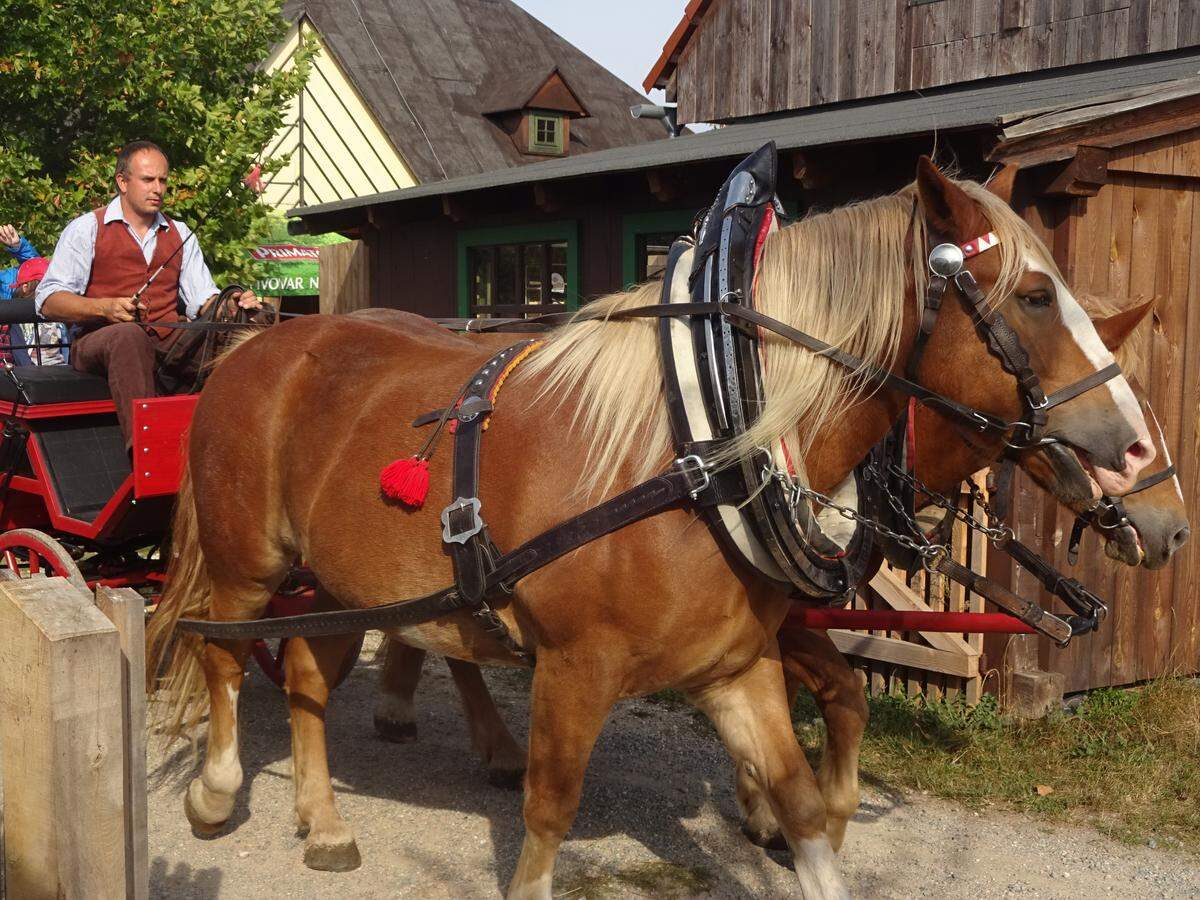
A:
[1023,254,1149,439]
[1145,401,1185,502]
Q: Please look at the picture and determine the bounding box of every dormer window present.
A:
[481,67,590,159]
[530,113,564,155]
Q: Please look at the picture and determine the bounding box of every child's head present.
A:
[12,257,48,300]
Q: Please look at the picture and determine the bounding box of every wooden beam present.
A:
[647,169,685,203]
[868,568,980,657]
[828,630,980,678]
[0,578,128,897]
[790,151,829,190]
[1039,146,1109,197]
[991,95,1200,168]
[441,195,469,223]
[95,587,148,900]
[532,183,563,214]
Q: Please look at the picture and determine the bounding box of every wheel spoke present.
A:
[28,554,40,575]
[3,550,17,573]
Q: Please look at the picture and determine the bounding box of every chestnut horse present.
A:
[148,160,1155,898]
[365,298,1190,827]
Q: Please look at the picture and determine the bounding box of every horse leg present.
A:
[690,654,848,900]
[446,658,527,788]
[783,629,868,851]
[507,657,616,900]
[375,640,527,787]
[373,638,426,743]
[285,627,364,871]
[738,630,868,853]
[183,582,269,836]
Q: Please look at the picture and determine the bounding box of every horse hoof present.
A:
[374,715,418,743]
[486,766,525,790]
[741,822,788,852]
[304,840,362,872]
[185,792,227,839]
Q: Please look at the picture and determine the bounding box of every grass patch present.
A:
[796,679,1200,852]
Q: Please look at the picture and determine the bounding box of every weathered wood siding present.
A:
[675,0,1200,125]
[991,130,1200,693]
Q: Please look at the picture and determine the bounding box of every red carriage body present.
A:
[0,365,312,684]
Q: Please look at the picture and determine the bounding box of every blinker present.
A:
[928,243,965,278]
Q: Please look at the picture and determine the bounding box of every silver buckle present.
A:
[674,454,711,499]
[441,497,483,544]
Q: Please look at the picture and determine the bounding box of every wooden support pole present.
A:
[95,586,148,900]
[0,578,128,899]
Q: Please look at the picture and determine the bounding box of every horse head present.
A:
[910,158,1155,498]
[1016,300,1189,569]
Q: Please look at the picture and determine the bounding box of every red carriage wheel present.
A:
[0,529,89,595]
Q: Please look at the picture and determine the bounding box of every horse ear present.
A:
[916,156,981,242]
[1091,298,1155,351]
[986,164,1019,206]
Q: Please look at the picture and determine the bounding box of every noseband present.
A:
[1067,462,1179,564]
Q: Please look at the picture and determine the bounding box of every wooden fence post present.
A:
[95,586,149,900]
[0,577,128,899]
[319,240,372,315]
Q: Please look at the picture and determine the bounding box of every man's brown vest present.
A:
[85,207,183,342]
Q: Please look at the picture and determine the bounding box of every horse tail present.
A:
[145,456,212,744]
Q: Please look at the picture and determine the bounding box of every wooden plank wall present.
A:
[675,0,1197,125]
[998,131,1200,693]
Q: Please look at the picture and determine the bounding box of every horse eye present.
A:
[1021,291,1052,308]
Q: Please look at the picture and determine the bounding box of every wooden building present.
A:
[292,14,1200,698]
[645,0,1200,126]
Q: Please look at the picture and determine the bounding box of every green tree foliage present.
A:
[0,0,312,283]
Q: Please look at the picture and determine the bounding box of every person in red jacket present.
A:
[36,140,260,443]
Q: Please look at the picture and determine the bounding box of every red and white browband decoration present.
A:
[960,231,999,258]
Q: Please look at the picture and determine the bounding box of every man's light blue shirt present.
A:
[35,196,218,318]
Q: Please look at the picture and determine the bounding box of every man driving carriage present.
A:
[35,140,261,444]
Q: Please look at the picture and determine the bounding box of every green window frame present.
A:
[620,210,699,289]
[529,113,565,155]
[456,221,579,317]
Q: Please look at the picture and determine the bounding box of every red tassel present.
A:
[380,456,430,507]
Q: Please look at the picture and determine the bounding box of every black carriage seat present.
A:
[0,367,125,523]
[0,366,111,405]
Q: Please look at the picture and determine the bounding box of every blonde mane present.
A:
[518,174,1058,499]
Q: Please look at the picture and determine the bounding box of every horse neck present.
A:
[913,407,1006,496]
[803,283,921,493]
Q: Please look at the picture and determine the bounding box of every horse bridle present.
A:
[1067,462,1179,564]
[907,235,1122,450]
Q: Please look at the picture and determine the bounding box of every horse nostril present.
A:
[1122,438,1156,472]
[1171,525,1191,553]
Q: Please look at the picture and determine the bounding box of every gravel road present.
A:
[148,635,1200,899]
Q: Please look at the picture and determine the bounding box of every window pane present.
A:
[549,241,567,302]
[523,243,544,305]
[637,232,677,282]
[468,246,494,308]
[495,245,519,305]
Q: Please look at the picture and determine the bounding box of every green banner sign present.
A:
[251,219,347,297]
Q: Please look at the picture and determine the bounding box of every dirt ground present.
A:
[148,635,1200,899]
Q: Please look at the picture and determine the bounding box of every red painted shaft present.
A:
[786,608,1037,634]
